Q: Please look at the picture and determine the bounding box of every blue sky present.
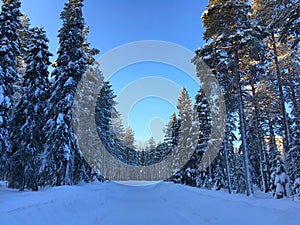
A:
[19,0,208,143]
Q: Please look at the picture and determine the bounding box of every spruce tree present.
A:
[164,112,180,150]
[8,27,52,191]
[0,0,22,180]
[191,89,212,188]
[194,89,211,155]
[40,0,93,186]
[112,108,125,144]
[172,88,199,186]
[95,81,116,151]
[147,137,156,150]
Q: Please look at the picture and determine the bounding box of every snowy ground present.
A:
[1,181,300,225]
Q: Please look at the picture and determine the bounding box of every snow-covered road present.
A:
[0,181,299,225]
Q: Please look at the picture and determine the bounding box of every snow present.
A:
[36,50,42,59]
[1,181,300,225]
[0,86,4,105]
[56,113,64,125]
[64,77,75,87]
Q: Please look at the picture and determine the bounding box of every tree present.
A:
[198,0,265,195]
[112,108,125,144]
[73,65,104,177]
[231,150,246,193]
[288,61,300,180]
[0,0,22,180]
[171,88,199,186]
[8,27,52,191]
[40,0,95,186]
[194,89,211,155]
[252,0,293,163]
[18,14,31,57]
[164,112,180,150]
[221,114,237,193]
[95,81,116,150]
[124,126,135,149]
[269,156,291,199]
[252,0,300,182]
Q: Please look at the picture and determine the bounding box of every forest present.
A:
[0,0,299,201]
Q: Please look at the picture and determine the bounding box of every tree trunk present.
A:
[251,85,269,192]
[270,32,290,160]
[234,49,253,196]
[223,129,232,194]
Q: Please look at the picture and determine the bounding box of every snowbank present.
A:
[0,181,299,225]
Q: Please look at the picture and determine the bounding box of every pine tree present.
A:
[40,0,94,186]
[0,0,22,180]
[216,113,237,193]
[270,0,299,48]
[8,27,52,191]
[279,37,300,182]
[287,48,300,180]
[198,0,265,195]
[243,75,272,192]
[252,0,293,162]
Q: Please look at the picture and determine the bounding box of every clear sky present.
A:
[18,0,208,144]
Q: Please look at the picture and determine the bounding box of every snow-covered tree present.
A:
[252,0,293,161]
[269,156,291,199]
[112,108,125,144]
[231,150,246,194]
[8,27,52,191]
[194,89,211,156]
[0,0,22,180]
[171,88,199,186]
[13,14,31,108]
[288,86,300,180]
[147,137,156,151]
[18,14,31,60]
[198,0,265,195]
[164,112,180,150]
[293,177,300,201]
[95,81,116,150]
[40,0,94,186]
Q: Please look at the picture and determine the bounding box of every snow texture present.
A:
[0,181,300,225]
